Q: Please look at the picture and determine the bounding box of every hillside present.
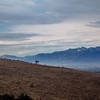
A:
[0,59,100,100]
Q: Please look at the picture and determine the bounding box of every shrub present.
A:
[0,93,33,100]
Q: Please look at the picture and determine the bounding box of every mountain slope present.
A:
[0,59,100,100]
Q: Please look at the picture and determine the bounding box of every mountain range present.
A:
[0,47,100,72]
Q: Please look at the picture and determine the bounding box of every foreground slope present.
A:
[0,59,100,100]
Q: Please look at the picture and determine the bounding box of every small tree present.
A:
[35,60,39,64]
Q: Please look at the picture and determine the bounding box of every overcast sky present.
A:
[0,0,100,56]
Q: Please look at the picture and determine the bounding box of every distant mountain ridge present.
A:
[35,47,100,63]
[1,47,100,64]
[1,47,100,72]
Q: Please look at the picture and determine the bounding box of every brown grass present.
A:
[0,59,100,100]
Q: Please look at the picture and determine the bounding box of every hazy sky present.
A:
[0,0,100,56]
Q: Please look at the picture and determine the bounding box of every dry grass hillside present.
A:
[0,59,100,100]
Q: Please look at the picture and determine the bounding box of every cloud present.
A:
[0,33,40,41]
[0,20,99,56]
[0,0,36,14]
[88,21,100,28]
[0,37,100,56]
[11,20,100,42]
[0,0,100,25]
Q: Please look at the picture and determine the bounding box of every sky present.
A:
[0,0,100,56]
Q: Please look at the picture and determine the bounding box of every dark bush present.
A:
[0,93,33,100]
[0,94,14,100]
